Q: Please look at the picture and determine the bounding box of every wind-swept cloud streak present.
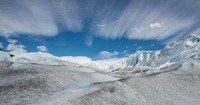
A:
[95,0,200,41]
[0,0,200,45]
[0,0,58,36]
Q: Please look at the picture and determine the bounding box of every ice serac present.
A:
[125,50,160,67]
[124,34,200,68]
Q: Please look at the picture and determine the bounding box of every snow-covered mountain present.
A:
[124,34,200,69]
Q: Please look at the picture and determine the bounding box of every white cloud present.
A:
[127,17,196,40]
[7,39,18,44]
[0,1,58,37]
[37,46,48,52]
[98,51,119,59]
[0,0,84,37]
[149,22,162,29]
[0,32,10,38]
[94,0,200,43]
[96,24,107,28]
[6,39,27,55]
[0,0,200,45]
[131,27,146,33]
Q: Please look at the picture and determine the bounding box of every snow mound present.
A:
[0,51,11,61]
[60,56,92,65]
[12,52,126,71]
[93,58,127,71]
[13,52,66,65]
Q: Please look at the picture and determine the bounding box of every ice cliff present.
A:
[124,34,200,68]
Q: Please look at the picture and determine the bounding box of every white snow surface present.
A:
[60,56,92,65]
[93,57,127,70]
[0,58,200,105]
[12,52,127,71]
[13,52,64,64]
[0,51,11,61]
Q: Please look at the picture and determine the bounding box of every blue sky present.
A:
[0,32,164,59]
[0,0,200,59]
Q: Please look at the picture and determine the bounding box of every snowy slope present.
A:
[0,61,122,105]
[60,56,92,65]
[12,52,126,71]
[93,57,127,70]
[0,51,11,61]
[124,34,200,69]
[0,58,200,105]
[70,60,200,105]
[12,52,68,65]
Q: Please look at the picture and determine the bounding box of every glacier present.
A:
[124,34,200,69]
[0,34,200,105]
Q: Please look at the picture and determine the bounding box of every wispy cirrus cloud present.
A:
[0,0,200,45]
[0,0,84,37]
[149,22,162,29]
[95,0,200,42]
[0,0,58,36]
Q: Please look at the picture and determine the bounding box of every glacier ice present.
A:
[123,34,200,69]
